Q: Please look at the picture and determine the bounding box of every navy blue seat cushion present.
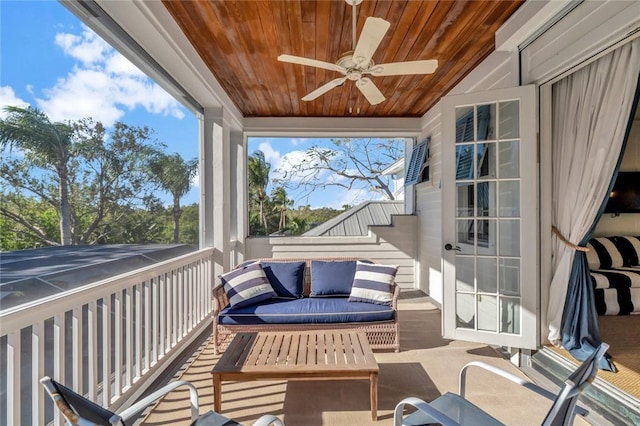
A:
[218,297,394,325]
[259,261,306,298]
[310,260,357,296]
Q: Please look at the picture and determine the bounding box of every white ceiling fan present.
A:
[277,0,438,106]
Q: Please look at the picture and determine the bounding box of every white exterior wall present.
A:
[414,0,640,327]
[415,52,517,305]
[245,215,417,288]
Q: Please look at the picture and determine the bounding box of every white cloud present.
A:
[191,170,200,188]
[34,25,184,126]
[257,141,282,169]
[55,28,111,66]
[316,188,372,210]
[290,137,309,146]
[0,86,30,118]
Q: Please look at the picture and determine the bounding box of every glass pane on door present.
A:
[453,102,522,336]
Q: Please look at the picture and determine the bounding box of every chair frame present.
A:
[41,376,285,426]
[394,343,609,426]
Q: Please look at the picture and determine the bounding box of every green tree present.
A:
[248,150,271,234]
[0,106,75,244]
[288,216,308,235]
[271,186,293,232]
[0,107,161,246]
[0,193,59,250]
[177,203,199,247]
[148,152,198,243]
[274,137,404,201]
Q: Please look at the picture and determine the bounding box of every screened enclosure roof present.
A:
[0,244,196,311]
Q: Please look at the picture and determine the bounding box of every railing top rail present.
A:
[0,247,214,333]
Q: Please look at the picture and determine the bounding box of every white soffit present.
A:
[495,0,579,52]
[243,117,422,138]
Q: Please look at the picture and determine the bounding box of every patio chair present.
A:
[393,342,609,426]
[40,376,284,426]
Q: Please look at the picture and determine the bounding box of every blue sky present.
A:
[0,1,200,204]
[1,1,403,210]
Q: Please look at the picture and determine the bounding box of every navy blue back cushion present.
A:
[260,261,306,298]
[310,260,357,296]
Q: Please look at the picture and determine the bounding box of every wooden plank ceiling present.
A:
[163,0,523,118]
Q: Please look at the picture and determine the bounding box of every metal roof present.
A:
[303,201,404,237]
[0,244,196,310]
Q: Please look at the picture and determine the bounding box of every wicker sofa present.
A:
[211,257,400,353]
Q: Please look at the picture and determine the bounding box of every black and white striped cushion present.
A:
[612,236,640,267]
[587,237,624,270]
[591,268,640,315]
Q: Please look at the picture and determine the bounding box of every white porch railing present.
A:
[0,247,214,426]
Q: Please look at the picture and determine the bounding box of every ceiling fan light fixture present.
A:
[277,0,438,106]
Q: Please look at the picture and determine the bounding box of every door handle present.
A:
[444,243,462,252]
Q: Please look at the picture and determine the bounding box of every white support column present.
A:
[203,107,232,279]
[199,112,214,249]
[230,130,247,266]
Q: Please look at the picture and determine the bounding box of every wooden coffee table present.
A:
[211,330,379,420]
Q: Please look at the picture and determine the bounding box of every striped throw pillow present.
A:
[587,237,624,270]
[348,261,397,305]
[221,263,276,308]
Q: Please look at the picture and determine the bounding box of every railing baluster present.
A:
[101,297,112,407]
[172,270,178,347]
[125,288,133,388]
[87,301,98,401]
[113,291,122,398]
[32,321,45,425]
[0,248,214,421]
[197,260,203,322]
[188,265,194,331]
[53,313,65,426]
[72,307,83,393]
[180,267,189,336]
[144,280,151,373]
[151,277,159,365]
[135,283,142,380]
[165,272,172,350]
[7,331,21,426]
[159,273,166,357]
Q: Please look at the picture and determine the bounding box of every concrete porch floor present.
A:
[140,291,592,426]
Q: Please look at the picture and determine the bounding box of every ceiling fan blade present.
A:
[369,60,439,76]
[352,17,390,67]
[278,54,346,74]
[301,77,347,101]
[356,77,385,105]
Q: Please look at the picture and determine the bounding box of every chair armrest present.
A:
[391,283,400,313]
[118,380,199,423]
[458,361,587,416]
[459,361,557,401]
[253,414,285,426]
[394,396,460,426]
[212,284,229,315]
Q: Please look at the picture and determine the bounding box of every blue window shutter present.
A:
[405,138,429,186]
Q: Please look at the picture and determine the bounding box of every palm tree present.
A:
[0,106,74,245]
[148,152,198,243]
[271,186,293,232]
[248,151,271,232]
[289,216,308,235]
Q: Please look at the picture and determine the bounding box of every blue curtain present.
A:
[561,73,640,371]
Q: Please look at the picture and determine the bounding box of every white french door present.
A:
[441,85,538,349]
